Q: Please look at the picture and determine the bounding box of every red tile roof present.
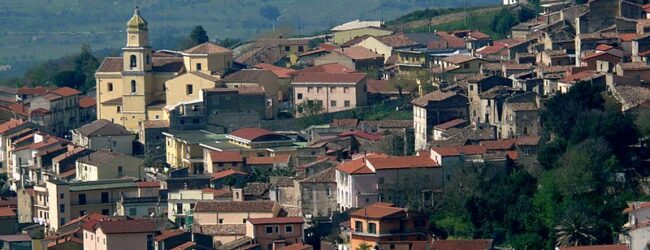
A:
[210,169,247,180]
[210,151,244,163]
[430,145,487,156]
[229,128,275,141]
[595,44,614,51]
[560,70,597,83]
[468,31,491,40]
[0,119,24,134]
[17,86,48,95]
[136,181,160,188]
[434,119,466,130]
[172,241,197,250]
[254,63,296,78]
[247,217,304,225]
[430,239,493,250]
[291,63,356,75]
[435,32,466,49]
[79,96,96,108]
[619,33,638,42]
[246,155,291,165]
[350,202,404,219]
[338,130,383,141]
[183,42,231,54]
[333,47,382,60]
[154,230,185,241]
[0,207,16,217]
[336,153,388,174]
[50,87,81,97]
[366,155,439,170]
[515,136,541,146]
[293,72,366,83]
[194,200,277,213]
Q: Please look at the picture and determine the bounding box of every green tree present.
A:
[190,26,209,45]
[356,243,372,250]
[217,38,242,49]
[555,212,597,247]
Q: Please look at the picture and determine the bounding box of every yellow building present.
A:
[333,27,393,45]
[95,8,233,131]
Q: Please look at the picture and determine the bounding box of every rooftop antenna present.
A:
[464,1,468,28]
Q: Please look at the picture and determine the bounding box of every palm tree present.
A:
[357,243,372,250]
[555,212,598,247]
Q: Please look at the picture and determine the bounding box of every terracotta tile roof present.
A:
[560,70,597,83]
[210,151,244,163]
[154,230,185,241]
[430,145,487,156]
[293,72,366,83]
[12,136,63,152]
[230,128,275,141]
[50,87,81,97]
[247,217,304,225]
[238,86,266,95]
[254,63,296,78]
[341,34,373,47]
[172,241,197,250]
[435,32,466,49]
[333,47,382,60]
[336,153,387,174]
[52,147,88,163]
[443,54,477,64]
[366,155,439,170]
[210,169,247,180]
[376,34,419,48]
[338,130,383,141]
[411,91,460,106]
[136,181,160,188]
[515,136,541,146]
[579,32,618,40]
[17,86,49,95]
[292,63,356,75]
[76,119,131,137]
[619,33,638,42]
[246,155,291,165]
[194,200,276,213]
[481,140,516,150]
[468,31,491,40]
[366,79,414,94]
[430,239,493,250]
[350,202,404,219]
[557,245,628,250]
[595,44,614,51]
[277,243,312,250]
[434,119,466,130]
[0,207,16,217]
[223,69,269,82]
[79,96,96,108]
[183,42,232,54]
[0,235,31,242]
[96,219,158,234]
[0,119,24,134]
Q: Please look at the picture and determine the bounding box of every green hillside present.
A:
[0,0,499,78]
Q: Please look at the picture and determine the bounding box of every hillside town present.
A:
[0,0,649,249]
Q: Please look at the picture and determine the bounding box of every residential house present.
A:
[8,87,83,137]
[137,120,169,164]
[222,69,280,119]
[432,119,467,141]
[82,218,159,250]
[366,79,414,104]
[116,186,166,218]
[537,50,572,66]
[165,71,221,109]
[192,200,281,244]
[0,119,41,172]
[466,75,513,124]
[72,119,134,155]
[167,189,223,227]
[499,93,541,139]
[356,33,436,63]
[299,167,337,219]
[557,70,605,94]
[0,207,18,235]
[203,87,268,132]
[207,151,245,173]
[43,178,160,231]
[245,155,292,173]
[616,62,650,82]
[79,96,96,124]
[156,168,211,192]
[76,150,144,181]
[411,91,469,151]
[163,130,224,172]
[292,73,368,117]
[245,217,305,250]
[331,20,391,45]
[347,203,429,250]
[621,202,650,250]
[434,54,487,83]
[10,132,68,190]
[314,47,384,72]
[211,170,248,189]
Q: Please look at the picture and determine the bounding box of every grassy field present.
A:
[0,0,499,79]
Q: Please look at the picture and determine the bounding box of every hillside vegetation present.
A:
[0,0,498,78]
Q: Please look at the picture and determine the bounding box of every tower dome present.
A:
[126,6,148,32]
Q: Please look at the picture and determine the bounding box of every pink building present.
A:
[82,219,158,250]
[245,217,305,250]
[292,73,367,117]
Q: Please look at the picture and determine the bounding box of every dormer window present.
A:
[130,55,137,68]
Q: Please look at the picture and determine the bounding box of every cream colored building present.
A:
[95,8,232,131]
[167,189,217,226]
[72,119,135,155]
[333,27,393,45]
[76,150,144,181]
[82,219,158,250]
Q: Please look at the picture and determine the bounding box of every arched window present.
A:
[131,80,137,93]
[130,55,137,68]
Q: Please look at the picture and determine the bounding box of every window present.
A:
[307,87,313,93]
[129,208,137,216]
[155,115,160,120]
[463,63,469,69]
[146,54,150,65]
[297,93,303,100]
[284,46,291,52]
[101,192,109,203]
[131,80,137,93]
[112,141,117,147]
[130,55,137,68]
[176,203,183,213]
[414,220,426,227]
[186,84,193,95]
[326,187,331,196]
[59,204,65,213]
[190,203,196,210]
[355,221,363,232]
[298,46,304,52]
[80,210,86,216]
[78,194,86,205]
[243,219,247,223]
[344,100,350,107]
[60,193,64,199]
[117,166,123,177]
[117,106,121,113]
[266,226,274,234]
[330,87,336,93]
[317,87,322,93]
[368,223,377,234]
[330,100,337,107]
[343,87,349,93]
[285,225,293,233]
[108,83,113,92]
[101,209,109,215]
[196,63,202,71]
[219,219,224,224]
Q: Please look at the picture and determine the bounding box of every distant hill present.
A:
[0,0,499,78]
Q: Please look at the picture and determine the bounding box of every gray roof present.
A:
[77,150,142,166]
[76,119,132,137]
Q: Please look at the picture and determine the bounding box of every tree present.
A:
[259,5,281,21]
[356,243,372,250]
[555,212,597,247]
[190,26,209,45]
[217,38,242,49]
